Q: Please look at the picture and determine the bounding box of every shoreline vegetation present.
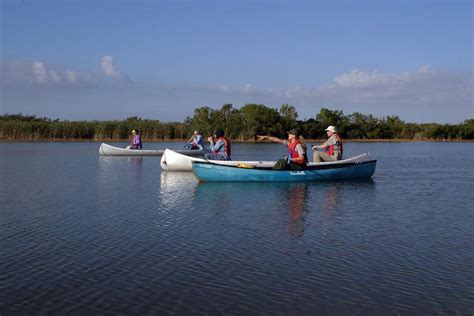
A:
[1,104,473,141]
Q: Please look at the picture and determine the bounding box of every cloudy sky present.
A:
[1,0,472,123]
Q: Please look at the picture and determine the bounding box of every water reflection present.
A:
[159,171,198,208]
[321,184,341,217]
[193,181,311,238]
[129,157,143,186]
[159,174,375,238]
[285,183,310,237]
[318,179,375,219]
[98,156,144,194]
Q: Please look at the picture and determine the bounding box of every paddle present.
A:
[236,163,255,169]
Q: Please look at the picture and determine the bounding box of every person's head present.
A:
[325,125,337,136]
[193,130,199,136]
[214,129,224,138]
[131,129,139,135]
[287,128,300,140]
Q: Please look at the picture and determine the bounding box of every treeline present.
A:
[1,104,473,141]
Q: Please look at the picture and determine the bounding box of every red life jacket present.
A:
[326,135,343,158]
[213,136,231,158]
[288,139,306,165]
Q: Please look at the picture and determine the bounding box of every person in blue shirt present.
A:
[185,130,204,150]
[204,129,231,160]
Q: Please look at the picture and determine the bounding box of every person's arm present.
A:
[207,136,214,149]
[196,135,204,150]
[312,141,327,150]
[209,139,224,152]
[197,137,203,150]
[196,135,202,142]
[257,135,286,145]
[207,136,217,150]
[313,136,336,150]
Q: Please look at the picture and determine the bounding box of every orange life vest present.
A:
[213,136,231,158]
[326,135,343,158]
[288,139,306,165]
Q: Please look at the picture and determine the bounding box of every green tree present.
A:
[459,119,474,139]
[241,104,281,138]
[187,106,214,137]
[315,108,347,137]
[222,105,245,140]
[385,116,405,139]
[279,104,299,132]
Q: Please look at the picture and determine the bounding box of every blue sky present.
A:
[1,0,472,123]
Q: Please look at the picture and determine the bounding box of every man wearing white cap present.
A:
[312,125,343,162]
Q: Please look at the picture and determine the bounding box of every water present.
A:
[1,142,473,315]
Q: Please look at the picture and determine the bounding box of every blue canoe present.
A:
[192,157,377,182]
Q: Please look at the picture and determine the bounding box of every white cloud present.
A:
[33,62,47,83]
[275,66,472,108]
[31,61,81,84]
[2,58,130,86]
[327,65,434,90]
[65,70,77,83]
[204,82,267,95]
[101,56,123,80]
[331,69,387,88]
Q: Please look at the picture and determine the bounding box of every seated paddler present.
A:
[185,130,204,150]
[204,129,231,160]
[126,129,143,149]
[312,125,343,163]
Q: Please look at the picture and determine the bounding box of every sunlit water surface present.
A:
[1,142,473,315]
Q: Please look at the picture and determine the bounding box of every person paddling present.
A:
[205,129,231,160]
[126,129,143,150]
[185,130,204,150]
[257,128,307,170]
[312,125,343,162]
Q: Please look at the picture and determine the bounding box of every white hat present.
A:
[325,125,337,133]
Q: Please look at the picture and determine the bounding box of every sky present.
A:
[1,0,472,123]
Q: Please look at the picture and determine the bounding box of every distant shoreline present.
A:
[2,112,472,142]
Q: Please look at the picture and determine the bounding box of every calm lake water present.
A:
[1,141,473,315]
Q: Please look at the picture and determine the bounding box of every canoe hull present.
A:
[192,160,377,182]
[160,149,276,171]
[99,143,208,157]
[161,149,205,170]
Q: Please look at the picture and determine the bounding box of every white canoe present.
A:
[160,149,373,171]
[160,149,276,171]
[98,143,209,157]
